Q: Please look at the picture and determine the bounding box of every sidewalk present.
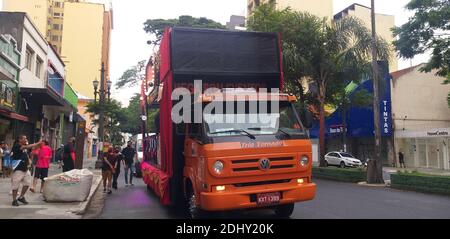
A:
[0,158,102,219]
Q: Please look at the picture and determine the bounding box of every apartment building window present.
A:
[25,47,33,71]
[52,35,59,42]
[54,2,61,8]
[53,24,60,30]
[54,12,61,18]
[36,56,43,79]
[255,0,261,7]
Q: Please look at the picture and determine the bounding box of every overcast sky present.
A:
[1,0,429,106]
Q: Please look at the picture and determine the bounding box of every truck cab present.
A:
[182,90,315,217]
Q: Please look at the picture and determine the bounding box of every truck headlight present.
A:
[300,155,309,166]
[213,160,224,174]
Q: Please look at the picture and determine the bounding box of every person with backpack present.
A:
[10,135,42,207]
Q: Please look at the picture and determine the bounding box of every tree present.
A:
[248,4,390,167]
[144,15,225,46]
[393,0,450,104]
[393,0,449,79]
[119,94,142,135]
[85,99,126,145]
[115,60,147,89]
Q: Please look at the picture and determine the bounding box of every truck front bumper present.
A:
[199,182,316,211]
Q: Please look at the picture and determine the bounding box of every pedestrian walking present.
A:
[0,141,4,177]
[55,144,64,164]
[62,137,76,172]
[102,147,117,194]
[10,135,42,207]
[30,140,52,193]
[398,151,405,168]
[121,141,136,187]
[1,142,12,178]
[112,146,123,190]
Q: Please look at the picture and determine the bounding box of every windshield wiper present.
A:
[210,129,256,139]
[247,127,291,138]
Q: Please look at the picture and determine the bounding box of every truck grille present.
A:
[234,179,290,187]
[231,156,296,173]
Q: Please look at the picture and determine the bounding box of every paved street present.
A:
[95,173,450,219]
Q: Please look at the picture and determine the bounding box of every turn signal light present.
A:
[216,185,226,191]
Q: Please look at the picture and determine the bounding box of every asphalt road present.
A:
[97,170,450,219]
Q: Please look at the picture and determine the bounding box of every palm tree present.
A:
[305,16,390,167]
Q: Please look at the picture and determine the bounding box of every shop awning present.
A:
[0,109,29,122]
[20,87,68,107]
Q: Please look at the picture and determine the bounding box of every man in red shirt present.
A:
[31,140,52,193]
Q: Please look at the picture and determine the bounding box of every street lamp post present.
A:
[93,63,110,168]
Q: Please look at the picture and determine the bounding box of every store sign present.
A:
[427,130,449,136]
[0,82,15,110]
[381,100,392,136]
[329,125,344,134]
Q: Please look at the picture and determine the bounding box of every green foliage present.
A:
[119,94,142,135]
[115,60,147,89]
[85,99,126,144]
[312,166,367,183]
[391,172,450,195]
[393,0,450,82]
[144,15,225,45]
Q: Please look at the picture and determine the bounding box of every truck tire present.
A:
[186,185,203,219]
[274,203,294,218]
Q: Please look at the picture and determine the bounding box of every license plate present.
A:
[257,192,281,205]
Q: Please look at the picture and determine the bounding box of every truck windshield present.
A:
[204,102,305,138]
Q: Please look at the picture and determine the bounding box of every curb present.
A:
[71,171,102,215]
[357,181,390,187]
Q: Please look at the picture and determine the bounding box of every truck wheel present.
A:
[186,186,203,219]
[340,161,346,168]
[274,203,294,218]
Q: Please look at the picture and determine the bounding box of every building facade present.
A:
[391,64,450,170]
[0,34,24,146]
[0,12,72,144]
[2,0,113,99]
[334,4,398,72]
[77,94,97,160]
[226,15,246,30]
[247,0,333,20]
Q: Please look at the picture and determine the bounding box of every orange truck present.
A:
[142,27,316,218]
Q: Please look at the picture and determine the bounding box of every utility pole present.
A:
[368,0,384,184]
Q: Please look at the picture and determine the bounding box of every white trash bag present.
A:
[43,169,94,202]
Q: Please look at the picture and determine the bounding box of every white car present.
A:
[324,152,362,168]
